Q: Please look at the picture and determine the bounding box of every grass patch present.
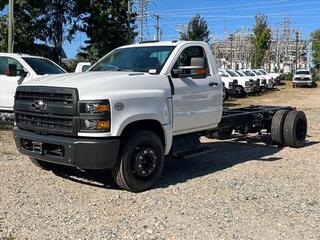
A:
[1,235,16,240]
[0,124,13,131]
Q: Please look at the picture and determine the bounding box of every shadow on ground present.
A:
[50,134,318,191]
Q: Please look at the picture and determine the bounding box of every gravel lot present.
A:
[0,83,319,240]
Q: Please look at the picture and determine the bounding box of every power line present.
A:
[154,0,289,13]
[155,0,320,15]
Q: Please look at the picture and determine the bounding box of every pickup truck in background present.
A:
[0,53,67,122]
[218,70,238,100]
[219,69,255,97]
[293,69,313,87]
[12,41,308,192]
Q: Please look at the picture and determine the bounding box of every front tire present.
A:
[235,85,246,98]
[112,130,164,192]
[223,87,229,101]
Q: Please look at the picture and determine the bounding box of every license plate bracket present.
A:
[33,141,43,155]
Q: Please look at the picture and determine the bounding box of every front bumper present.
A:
[13,128,120,170]
[293,81,312,86]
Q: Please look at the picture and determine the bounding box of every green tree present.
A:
[180,14,210,43]
[76,0,137,62]
[250,14,271,68]
[0,1,49,55]
[311,29,320,68]
[0,0,78,63]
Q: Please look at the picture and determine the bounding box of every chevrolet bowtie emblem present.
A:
[32,100,47,111]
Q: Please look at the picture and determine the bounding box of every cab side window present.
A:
[171,46,209,78]
[0,57,24,75]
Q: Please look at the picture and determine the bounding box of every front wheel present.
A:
[112,130,164,192]
[223,87,229,101]
[235,85,246,98]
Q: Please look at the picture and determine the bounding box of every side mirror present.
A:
[6,64,17,77]
[20,69,28,77]
[75,62,91,73]
[172,57,207,78]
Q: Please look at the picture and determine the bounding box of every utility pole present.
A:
[224,17,227,40]
[127,0,131,43]
[8,0,14,53]
[153,13,161,41]
[230,34,234,69]
[295,31,299,71]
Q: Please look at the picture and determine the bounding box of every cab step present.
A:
[173,146,216,160]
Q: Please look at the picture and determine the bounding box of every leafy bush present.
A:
[280,73,293,81]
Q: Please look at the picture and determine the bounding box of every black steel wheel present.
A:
[112,130,164,192]
[271,110,290,146]
[283,111,307,148]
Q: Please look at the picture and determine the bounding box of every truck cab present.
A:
[13,41,223,191]
[0,53,66,112]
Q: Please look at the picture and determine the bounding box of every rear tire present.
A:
[112,130,164,192]
[271,110,290,146]
[283,111,307,148]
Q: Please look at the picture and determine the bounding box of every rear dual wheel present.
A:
[271,110,307,148]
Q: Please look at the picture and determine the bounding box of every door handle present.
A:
[209,82,218,87]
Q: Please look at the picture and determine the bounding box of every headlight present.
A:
[79,100,111,132]
[245,81,250,86]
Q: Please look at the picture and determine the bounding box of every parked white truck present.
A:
[13,41,308,192]
[293,69,313,87]
[0,53,66,122]
[219,69,255,96]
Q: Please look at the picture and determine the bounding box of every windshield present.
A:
[243,70,255,77]
[90,46,175,74]
[22,57,66,75]
[226,70,237,77]
[259,69,267,74]
[296,70,310,75]
[253,70,262,75]
[235,70,245,76]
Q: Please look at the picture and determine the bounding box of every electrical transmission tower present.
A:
[134,0,151,42]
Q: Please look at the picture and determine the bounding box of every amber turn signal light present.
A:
[96,120,110,129]
[96,104,110,112]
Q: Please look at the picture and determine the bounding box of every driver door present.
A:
[171,46,221,135]
[0,57,27,110]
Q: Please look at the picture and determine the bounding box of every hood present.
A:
[22,71,171,99]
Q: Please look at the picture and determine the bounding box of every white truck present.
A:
[13,41,308,192]
[0,53,66,122]
[219,69,254,97]
[293,69,313,87]
[218,70,238,100]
